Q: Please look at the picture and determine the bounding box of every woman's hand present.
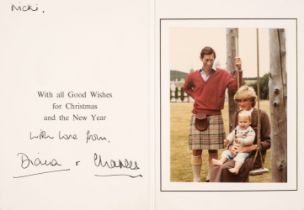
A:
[238,144,258,153]
[229,145,239,156]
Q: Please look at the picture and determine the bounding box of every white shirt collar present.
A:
[200,68,215,81]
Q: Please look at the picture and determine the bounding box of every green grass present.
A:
[170,101,272,182]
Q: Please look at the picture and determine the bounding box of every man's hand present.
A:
[234,57,242,71]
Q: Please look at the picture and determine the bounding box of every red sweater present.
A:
[183,68,239,115]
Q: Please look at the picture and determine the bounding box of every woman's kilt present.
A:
[189,114,225,150]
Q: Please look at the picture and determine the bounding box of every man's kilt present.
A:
[189,114,225,150]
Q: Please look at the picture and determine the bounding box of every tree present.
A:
[260,73,270,99]
[226,28,240,132]
[269,28,287,182]
[249,73,270,100]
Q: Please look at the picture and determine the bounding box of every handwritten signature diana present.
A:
[17,152,62,169]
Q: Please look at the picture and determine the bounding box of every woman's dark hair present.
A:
[200,46,216,59]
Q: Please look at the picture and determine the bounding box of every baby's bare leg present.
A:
[228,161,243,174]
[212,156,227,166]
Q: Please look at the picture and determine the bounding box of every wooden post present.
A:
[226,28,238,131]
[269,29,287,182]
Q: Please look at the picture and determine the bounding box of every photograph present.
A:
[160,19,297,191]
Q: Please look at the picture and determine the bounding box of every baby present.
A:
[212,110,255,174]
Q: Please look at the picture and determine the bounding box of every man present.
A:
[183,46,242,182]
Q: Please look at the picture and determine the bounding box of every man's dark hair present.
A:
[200,46,216,59]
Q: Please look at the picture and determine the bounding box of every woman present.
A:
[210,85,271,182]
